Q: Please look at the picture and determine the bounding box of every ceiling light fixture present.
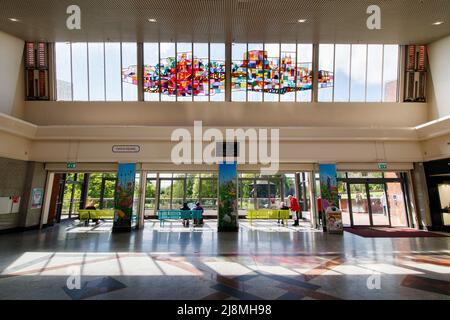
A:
[148,18,157,23]
[433,21,444,25]
[8,18,20,22]
[298,19,307,23]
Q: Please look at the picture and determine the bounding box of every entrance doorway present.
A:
[338,172,410,227]
[52,172,117,223]
[144,173,218,217]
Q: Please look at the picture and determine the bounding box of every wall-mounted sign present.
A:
[31,188,44,209]
[67,162,77,169]
[378,162,388,170]
[112,145,141,153]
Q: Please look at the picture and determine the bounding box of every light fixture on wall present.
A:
[148,18,157,23]
[298,19,307,23]
[8,18,20,22]
[433,21,444,25]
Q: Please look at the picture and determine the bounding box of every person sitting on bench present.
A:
[278,201,289,225]
[85,201,100,225]
[193,201,204,226]
[180,202,190,227]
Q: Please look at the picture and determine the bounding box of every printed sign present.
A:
[377,162,388,170]
[319,164,339,211]
[67,162,77,169]
[31,188,44,209]
[218,162,238,231]
[113,163,136,230]
[326,207,343,234]
[112,145,141,153]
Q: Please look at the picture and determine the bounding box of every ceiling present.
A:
[0,0,449,44]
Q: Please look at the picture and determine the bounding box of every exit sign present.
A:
[67,162,77,169]
[378,163,388,170]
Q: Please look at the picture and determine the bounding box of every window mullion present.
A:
[87,43,90,101]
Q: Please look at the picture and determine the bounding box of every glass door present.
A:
[349,183,370,226]
[338,181,351,227]
[386,182,408,227]
[368,184,390,226]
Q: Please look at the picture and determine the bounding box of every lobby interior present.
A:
[0,0,449,300]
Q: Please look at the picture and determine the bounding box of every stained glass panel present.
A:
[247,43,263,101]
[264,43,280,102]
[177,42,193,101]
[280,43,296,102]
[210,43,225,101]
[193,43,209,101]
[160,42,176,101]
[144,42,159,101]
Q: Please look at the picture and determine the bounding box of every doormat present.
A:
[344,227,449,238]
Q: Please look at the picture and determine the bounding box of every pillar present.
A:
[112,163,137,232]
[218,162,238,232]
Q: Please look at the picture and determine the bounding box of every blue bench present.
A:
[157,209,203,227]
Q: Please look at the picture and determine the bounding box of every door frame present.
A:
[338,175,409,228]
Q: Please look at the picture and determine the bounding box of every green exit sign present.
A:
[378,163,388,170]
[67,162,77,169]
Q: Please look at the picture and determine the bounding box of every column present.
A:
[218,162,238,232]
[138,170,148,229]
[113,163,137,232]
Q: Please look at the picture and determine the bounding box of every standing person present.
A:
[288,194,301,226]
[193,201,204,226]
[180,202,190,227]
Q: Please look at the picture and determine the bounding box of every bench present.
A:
[157,209,204,227]
[246,209,290,225]
[79,209,115,226]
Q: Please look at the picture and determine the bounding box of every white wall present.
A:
[24,101,428,127]
[0,31,25,118]
[428,35,450,120]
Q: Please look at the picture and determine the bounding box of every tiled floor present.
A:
[0,219,449,300]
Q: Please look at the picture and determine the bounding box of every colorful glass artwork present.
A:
[232,49,315,95]
[142,54,225,98]
[280,52,296,93]
[177,52,193,97]
[318,70,334,89]
[129,46,330,97]
[122,65,138,86]
[210,60,225,95]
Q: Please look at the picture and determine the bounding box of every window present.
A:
[232,43,313,102]
[88,43,105,101]
[144,42,225,101]
[143,42,159,101]
[105,43,122,101]
[209,43,226,101]
[383,45,399,102]
[121,42,138,101]
[55,42,72,101]
[54,41,400,103]
[318,44,399,102]
[55,42,137,101]
[318,44,334,102]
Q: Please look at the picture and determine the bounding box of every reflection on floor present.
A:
[0,220,448,300]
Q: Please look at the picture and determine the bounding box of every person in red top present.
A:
[287,195,300,226]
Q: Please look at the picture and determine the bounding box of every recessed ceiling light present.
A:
[433,21,444,25]
[298,19,307,23]
[8,18,20,22]
[148,18,157,23]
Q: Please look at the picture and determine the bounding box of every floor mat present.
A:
[344,227,448,238]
